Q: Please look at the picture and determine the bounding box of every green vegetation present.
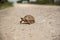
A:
[29,0,53,4]
[30,0,60,5]
[17,0,22,3]
[36,0,53,4]
[0,0,13,10]
[17,0,60,5]
[17,0,29,3]
[54,1,60,5]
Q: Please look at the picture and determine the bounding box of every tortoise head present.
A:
[21,18,23,21]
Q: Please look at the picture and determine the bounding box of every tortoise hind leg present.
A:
[30,20,35,24]
[26,20,31,25]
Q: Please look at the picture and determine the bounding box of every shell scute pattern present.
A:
[20,15,35,24]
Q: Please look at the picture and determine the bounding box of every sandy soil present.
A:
[0,4,60,40]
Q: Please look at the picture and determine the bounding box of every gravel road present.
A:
[0,4,60,40]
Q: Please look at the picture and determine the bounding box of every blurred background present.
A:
[0,0,60,9]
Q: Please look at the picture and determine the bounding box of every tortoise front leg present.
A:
[20,21,22,24]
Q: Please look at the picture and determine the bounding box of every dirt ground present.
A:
[0,4,60,40]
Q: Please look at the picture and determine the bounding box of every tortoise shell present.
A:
[20,15,35,24]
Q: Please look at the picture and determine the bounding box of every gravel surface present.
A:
[0,4,60,40]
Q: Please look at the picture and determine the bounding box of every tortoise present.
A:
[20,15,35,24]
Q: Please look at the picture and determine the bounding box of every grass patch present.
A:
[0,2,13,10]
[29,2,60,6]
[29,0,60,6]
